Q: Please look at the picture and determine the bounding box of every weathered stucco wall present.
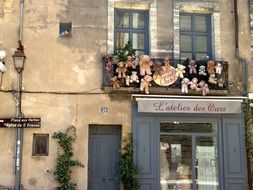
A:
[0,0,252,189]
[19,94,131,189]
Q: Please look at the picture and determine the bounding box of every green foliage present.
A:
[52,126,84,190]
[245,101,253,190]
[117,133,140,190]
[114,41,136,62]
[245,101,253,155]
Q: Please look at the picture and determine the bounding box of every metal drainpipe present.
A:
[14,0,24,189]
[234,0,249,96]
[234,1,252,189]
[19,0,24,42]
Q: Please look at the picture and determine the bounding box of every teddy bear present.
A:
[176,64,186,78]
[181,78,190,93]
[130,71,139,83]
[111,76,120,89]
[207,60,215,74]
[215,62,223,75]
[125,75,130,86]
[153,60,163,77]
[132,56,139,68]
[189,60,197,74]
[140,75,153,94]
[103,54,114,72]
[163,57,170,66]
[217,78,225,87]
[125,56,136,69]
[190,78,200,91]
[198,80,209,96]
[161,57,174,74]
[198,65,207,76]
[116,62,127,78]
[139,55,153,76]
[208,73,217,84]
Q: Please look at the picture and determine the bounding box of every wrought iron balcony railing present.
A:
[102,55,228,96]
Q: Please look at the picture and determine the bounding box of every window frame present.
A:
[32,133,49,156]
[59,22,72,37]
[114,9,149,55]
[180,13,212,60]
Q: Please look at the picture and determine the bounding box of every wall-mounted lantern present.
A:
[12,41,26,73]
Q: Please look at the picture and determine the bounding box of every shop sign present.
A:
[137,98,242,114]
[0,118,41,128]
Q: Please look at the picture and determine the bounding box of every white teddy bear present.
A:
[176,64,186,78]
[198,65,207,76]
[215,62,223,75]
[190,78,200,91]
[208,73,217,84]
[130,71,139,83]
[181,78,190,93]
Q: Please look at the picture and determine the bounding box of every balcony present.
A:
[102,55,228,96]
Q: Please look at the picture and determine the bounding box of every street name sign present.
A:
[0,118,41,128]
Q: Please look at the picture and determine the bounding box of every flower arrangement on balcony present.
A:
[103,43,228,96]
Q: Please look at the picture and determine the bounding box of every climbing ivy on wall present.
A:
[52,126,84,190]
[117,133,140,190]
[246,101,253,155]
[245,100,253,190]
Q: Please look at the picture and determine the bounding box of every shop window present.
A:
[32,134,49,156]
[59,22,72,37]
[114,9,149,55]
[180,13,212,60]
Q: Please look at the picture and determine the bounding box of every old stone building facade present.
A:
[0,0,252,190]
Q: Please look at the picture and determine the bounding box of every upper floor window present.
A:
[114,9,149,55]
[180,13,212,60]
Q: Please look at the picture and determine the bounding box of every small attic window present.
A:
[32,134,49,156]
[59,22,72,37]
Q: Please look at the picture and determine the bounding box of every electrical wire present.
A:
[0,87,108,95]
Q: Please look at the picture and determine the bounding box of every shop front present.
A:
[132,96,248,190]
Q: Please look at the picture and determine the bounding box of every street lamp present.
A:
[13,41,26,73]
[12,40,26,190]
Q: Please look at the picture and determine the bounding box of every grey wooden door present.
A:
[88,125,121,190]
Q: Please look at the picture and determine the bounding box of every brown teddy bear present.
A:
[139,55,153,76]
[111,76,120,89]
[140,75,153,94]
[153,60,163,77]
[116,62,127,78]
[207,60,215,74]
[125,56,136,69]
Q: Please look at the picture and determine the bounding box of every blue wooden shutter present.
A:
[133,114,156,190]
[222,118,247,190]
